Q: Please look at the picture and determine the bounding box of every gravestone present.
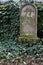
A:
[19,4,38,41]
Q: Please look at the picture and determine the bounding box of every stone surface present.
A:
[20,4,37,38]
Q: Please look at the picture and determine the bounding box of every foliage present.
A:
[0,1,43,59]
[37,3,43,38]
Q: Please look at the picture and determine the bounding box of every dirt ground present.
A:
[0,54,43,65]
[0,56,43,65]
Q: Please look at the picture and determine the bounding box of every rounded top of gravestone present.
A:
[20,4,37,12]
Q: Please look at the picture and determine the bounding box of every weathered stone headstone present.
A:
[19,4,38,40]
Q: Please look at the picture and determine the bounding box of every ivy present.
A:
[0,2,43,59]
